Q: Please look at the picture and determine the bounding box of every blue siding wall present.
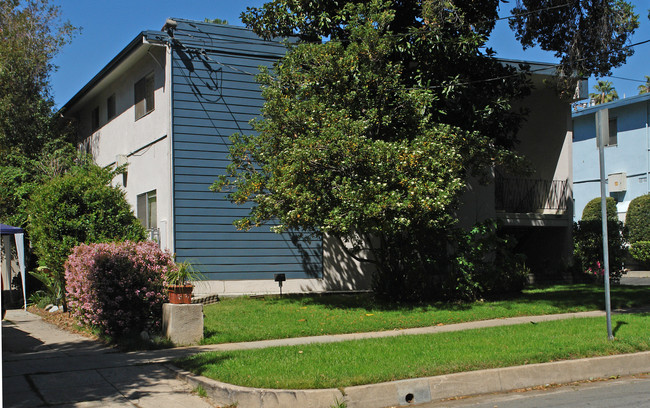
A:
[170,19,322,280]
[572,95,650,220]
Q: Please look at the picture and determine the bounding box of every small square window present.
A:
[608,118,617,146]
[107,94,116,120]
[91,106,100,131]
[134,74,155,120]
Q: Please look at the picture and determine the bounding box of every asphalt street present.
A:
[415,375,650,408]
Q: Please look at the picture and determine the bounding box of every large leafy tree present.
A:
[0,0,76,157]
[510,0,639,78]
[0,0,77,227]
[216,0,639,300]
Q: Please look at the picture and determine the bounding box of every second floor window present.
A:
[107,94,116,121]
[608,118,618,146]
[91,106,100,131]
[134,73,155,120]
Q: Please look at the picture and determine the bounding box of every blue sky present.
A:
[51,1,650,109]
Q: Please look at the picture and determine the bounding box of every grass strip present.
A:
[179,314,650,389]
[202,284,650,344]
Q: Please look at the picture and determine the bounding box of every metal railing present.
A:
[495,175,569,213]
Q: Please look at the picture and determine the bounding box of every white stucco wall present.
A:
[67,44,173,251]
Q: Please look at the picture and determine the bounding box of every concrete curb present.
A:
[169,351,650,408]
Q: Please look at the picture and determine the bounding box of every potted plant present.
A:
[166,260,204,304]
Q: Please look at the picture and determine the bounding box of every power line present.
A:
[168,15,650,93]
[601,75,647,84]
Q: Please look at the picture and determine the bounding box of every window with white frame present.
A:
[137,190,157,230]
[134,73,155,120]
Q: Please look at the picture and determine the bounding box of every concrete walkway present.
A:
[3,307,649,407]
[2,310,215,407]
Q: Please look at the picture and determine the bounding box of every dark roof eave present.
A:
[59,31,167,115]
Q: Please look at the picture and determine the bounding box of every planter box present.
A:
[168,284,193,304]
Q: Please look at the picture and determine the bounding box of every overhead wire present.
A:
[167,3,650,93]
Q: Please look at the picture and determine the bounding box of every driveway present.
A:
[620,270,650,286]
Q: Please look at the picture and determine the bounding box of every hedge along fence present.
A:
[65,241,172,337]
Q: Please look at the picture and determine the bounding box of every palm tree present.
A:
[638,76,650,95]
[589,80,619,105]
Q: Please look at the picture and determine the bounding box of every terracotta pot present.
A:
[167,284,193,304]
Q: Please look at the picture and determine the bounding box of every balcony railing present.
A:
[495,175,569,213]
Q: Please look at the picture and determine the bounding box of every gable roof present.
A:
[60,30,168,115]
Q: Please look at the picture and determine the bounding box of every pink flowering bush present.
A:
[65,241,171,337]
[586,261,605,280]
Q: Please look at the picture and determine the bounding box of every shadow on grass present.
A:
[235,284,650,313]
[613,320,628,337]
[259,293,474,312]
[175,353,232,376]
[522,284,650,310]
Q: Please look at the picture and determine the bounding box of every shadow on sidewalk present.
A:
[2,318,200,406]
[2,324,47,354]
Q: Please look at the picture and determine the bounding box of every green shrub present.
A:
[445,220,529,301]
[28,266,64,307]
[629,241,650,264]
[28,164,146,310]
[625,194,650,244]
[581,197,618,221]
[573,219,626,283]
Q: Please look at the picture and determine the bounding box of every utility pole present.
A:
[595,108,614,340]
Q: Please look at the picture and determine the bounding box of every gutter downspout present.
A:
[647,100,650,194]
[167,41,175,254]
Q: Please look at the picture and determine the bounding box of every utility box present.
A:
[608,172,627,192]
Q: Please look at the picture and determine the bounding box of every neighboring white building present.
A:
[573,93,650,221]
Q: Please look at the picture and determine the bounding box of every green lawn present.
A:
[179,314,650,389]
[202,284,649,344]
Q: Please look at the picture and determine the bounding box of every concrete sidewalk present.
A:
[3,308,649,408]
[2,309,215,407]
